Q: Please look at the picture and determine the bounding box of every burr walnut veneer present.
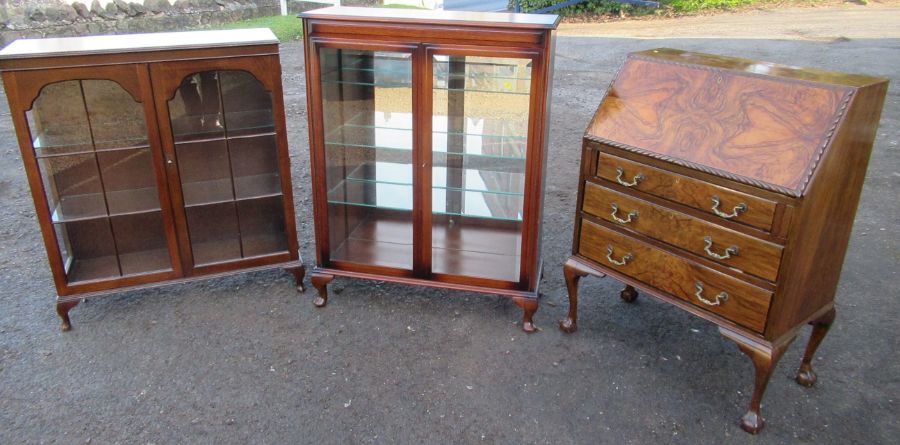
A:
[561,49,888,433]
[301,7,559,331]
[0,29,305,331]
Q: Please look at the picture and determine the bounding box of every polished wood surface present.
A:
[579,220,772,332]
[1,33,304,330]
[563,49,889,433]
[302,12,557,331]
[0,29,277,60]
[582,180,784,281]
[595,151,778,231]
[587,50,857,195]
[301,6,561,29]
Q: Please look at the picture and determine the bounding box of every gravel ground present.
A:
[0,5,898,444]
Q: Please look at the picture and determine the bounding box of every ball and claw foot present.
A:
[795,365,817,388]
[310,273,334,308]
[740,411,765,435]
[620,285,638,303]
[794,307,835,388]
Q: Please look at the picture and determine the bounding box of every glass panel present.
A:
[56,218,120,283]
[238,196,288,257]
[26,81,93,156]
[431,55,531,282]
[220,70,275,136]
[230,135,282,200]
[176,139,234,206]
[28,79,173,283]
[320,48,414,269]
[169,72,225,142]
[168,70,288,266]
[39,154,107,222]
[96,149,161,215]
[186,202,242,265]
[111,212,171,276]
[82,80,149,150]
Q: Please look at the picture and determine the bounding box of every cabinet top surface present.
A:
[585,48,888,196]
[300,6,560,29]
[0,28,278,60]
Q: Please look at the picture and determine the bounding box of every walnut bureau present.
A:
[560,49,888,433]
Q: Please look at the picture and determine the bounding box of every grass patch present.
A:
[217,15,303,42]
[377,3,432,8]
[514,0,804,16]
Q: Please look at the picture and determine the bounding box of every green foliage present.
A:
[510,0,761,15]
[218,15,304,42]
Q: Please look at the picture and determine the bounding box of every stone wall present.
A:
[0,1,283,46]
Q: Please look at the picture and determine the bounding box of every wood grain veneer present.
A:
[562,48,889,434]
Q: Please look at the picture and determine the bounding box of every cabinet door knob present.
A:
[610,203,638,224]
[606,245,634,266]
[710,196,747,219]
[615,167,644,187]
[166,158,174,165]
[694,282,729,306]
[703,236,739,259]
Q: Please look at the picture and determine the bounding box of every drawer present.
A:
[595,152,777,232]
[578,219,772,333]
[582,181,784,282]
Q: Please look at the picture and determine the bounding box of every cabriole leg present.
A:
[721,328,795,434]
[796,307,837,387]
[559,258,597,333]
[56,299,81,332]
[512,296,539,333]
[310,273,334,308]
[286,265,307,292]
[620,285,638,303]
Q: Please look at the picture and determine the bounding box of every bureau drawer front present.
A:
[582,181,784,282]
[578,220,772,333]
[596,152,777,232]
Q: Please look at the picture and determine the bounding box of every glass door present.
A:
[315,44,416,271]
[427,50,535,283]
[26,78,175,284]
[165,70,291,267]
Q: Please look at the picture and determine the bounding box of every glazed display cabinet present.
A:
[301,7,559,331]
[0,29,304,330]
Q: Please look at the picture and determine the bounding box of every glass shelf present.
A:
[169,70,288,266]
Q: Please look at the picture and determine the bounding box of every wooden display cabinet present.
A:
[0,29,304,330]
[301,8,559,331]
[561,49,888,433]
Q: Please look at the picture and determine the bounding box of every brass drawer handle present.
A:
[606,245,634,266]
[615,167,644,187]
[710,196,747,219]
[703,236,739,260]
[610,203,638,224]
[694,282,729,306]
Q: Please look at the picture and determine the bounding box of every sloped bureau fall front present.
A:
[560,49,888,433]
[0,29,305,330]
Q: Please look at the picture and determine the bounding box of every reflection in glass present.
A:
[27,79,173,283]
[167,70,287,265]
[320,48,414,270]
[431,55,531,282]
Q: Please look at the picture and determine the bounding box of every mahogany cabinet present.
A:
[0,29,304,331]
[560,49,888,433]
[300,7,559,331]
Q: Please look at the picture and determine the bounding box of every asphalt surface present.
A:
[1,5,898,444]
